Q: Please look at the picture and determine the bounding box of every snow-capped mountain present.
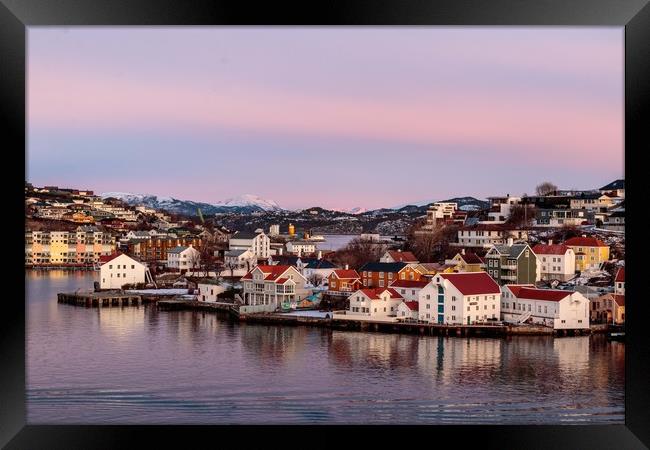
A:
[214,194,283,211]
[100,192,284,216]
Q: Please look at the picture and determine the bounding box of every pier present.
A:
[57,291,143,307]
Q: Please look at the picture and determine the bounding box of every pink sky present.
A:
[27,27,624,210]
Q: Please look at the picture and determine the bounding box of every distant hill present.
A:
[391,196,489,213]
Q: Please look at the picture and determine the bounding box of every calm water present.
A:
[27,270,625,424]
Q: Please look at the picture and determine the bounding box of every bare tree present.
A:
[535,181,558,196]
[506,205,537,228]
[408,223,459,262]
[307,273,324,287]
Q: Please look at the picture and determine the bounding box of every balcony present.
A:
[501,264,517,270]
[501,275,518,281]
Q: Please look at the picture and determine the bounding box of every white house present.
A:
[224,248,257,275]
[532,242,576,281]
[197,281,227,303]
[99,253,152,289]
[396,301,419,321]
[286,240,317,255]
[388,279,430,302]
[240,265,309,312]
[167,245,201,272]
[501,285,590,329]
[229,229,270,258]
[486,195,522,223]
[347,288,403,319]
[454,225,529,249]
[419,272,501,325]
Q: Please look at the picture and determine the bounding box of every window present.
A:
[379,280,384,287]
[452,305,456,311]
[109,265,112,269]
[401,289,406,294]
[374,308,377,313]
[131,265,135,269]
[544,306,548,313]
[467,306,470,311]
[426,304,431,309]
[412,290,416,295]
[484,305,487,310]
[117,273,120,278]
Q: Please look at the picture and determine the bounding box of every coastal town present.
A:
[25,179,626,337]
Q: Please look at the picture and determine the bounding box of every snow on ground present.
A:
[126,289,189,295]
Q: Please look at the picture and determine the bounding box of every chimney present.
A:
[398,249,402,253]
[279,248,283,256]
[582,234,587,238]
[507,237,514,246]
[461,248,465,255]
[548,239,553,245]
[317,250,322,260]
[345,264,349,270]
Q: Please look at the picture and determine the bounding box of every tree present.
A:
[307,273,324,287]
[506,205,536,228]
[535,181,558,196]
[407,223,459,263]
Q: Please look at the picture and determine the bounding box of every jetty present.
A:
[58,291,143,307]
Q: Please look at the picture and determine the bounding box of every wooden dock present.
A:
[57,291,143,307]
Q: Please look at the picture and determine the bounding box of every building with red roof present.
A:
[380,250,419,264]
[615,267,625,295]
[564,236,610,272]
[532,241,577,282]
[448,249,485,272]
[347,288,404,319]
[327,268,362,296]
[240,264,309,312]
[592,292,625,325]
[389,279,431,302]
[502,285,589,329]
[418,272,501,325]
[396,301,420,321]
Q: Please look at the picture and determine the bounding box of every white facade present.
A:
[455,228,528,249]
[167,246,201,271]
[286,240,317,255]
[100,254,150,289]
[487,196,522,223]
[197,282,227,303]
[347,288,403,319]
[419,273,501,325]
[535,245,576,282]
[241,265,310,310]
[388,280,431,302]
[229,231,270,258]
[501,286,590,330]
[396,302,419,320]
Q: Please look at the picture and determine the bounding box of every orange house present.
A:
[358,262,407,288]
[327,269,362,295]
[397,264,425,281]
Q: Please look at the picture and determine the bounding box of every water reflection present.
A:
[26,270,624,424]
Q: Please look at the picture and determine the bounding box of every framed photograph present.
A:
[3,0,649,448]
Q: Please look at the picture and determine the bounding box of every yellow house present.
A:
[416,262,456,276]
[565,236,610,271]
[449,251,484,272]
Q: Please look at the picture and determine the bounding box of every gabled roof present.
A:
[457,252,483,264]
[330,269,360,279]
[515,287,572,302]
[612,294,625,306]
[358,262,407,273]
[241,265,302,284]
[615,267,625,283]
[304,259,336,269]
[503,284,536,297]
[532,244,571,255]
[99,252,142,265]
[403,301,419,311]
[599,179,624,191]
[358,288,403,300]
[564,237,608,247]
[490,244,530,258]
[385,250,418,262]
[231,231,263,239]
[389,279,430,289]
[438,272,500,295]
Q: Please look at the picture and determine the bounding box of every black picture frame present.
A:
[2,1,648,448]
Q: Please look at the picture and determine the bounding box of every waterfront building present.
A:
[484,241,539,286]
[327,269,362,296]
[197,280,227,303]
[240,265,310,311]
[25,227,117,267]
[286,240,317,255]
[99,253,153,289]
[167,245,201,272]
[396,301,419,320]
[501,285,590,329]
[380,250,419,263]
[532,242,576,282]
[388,279,430,302]
[128,236,203,265]
[302,258,337,285]
[358,262,407,288]
[592,292,625,324]
[346,288,403,319]
[564,236,610,271]
[419,272,501,325]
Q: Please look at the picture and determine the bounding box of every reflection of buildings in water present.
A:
[95,305,146,344]
[238,323,308,367]
[328,331,419,369]
[554,336,589,370]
